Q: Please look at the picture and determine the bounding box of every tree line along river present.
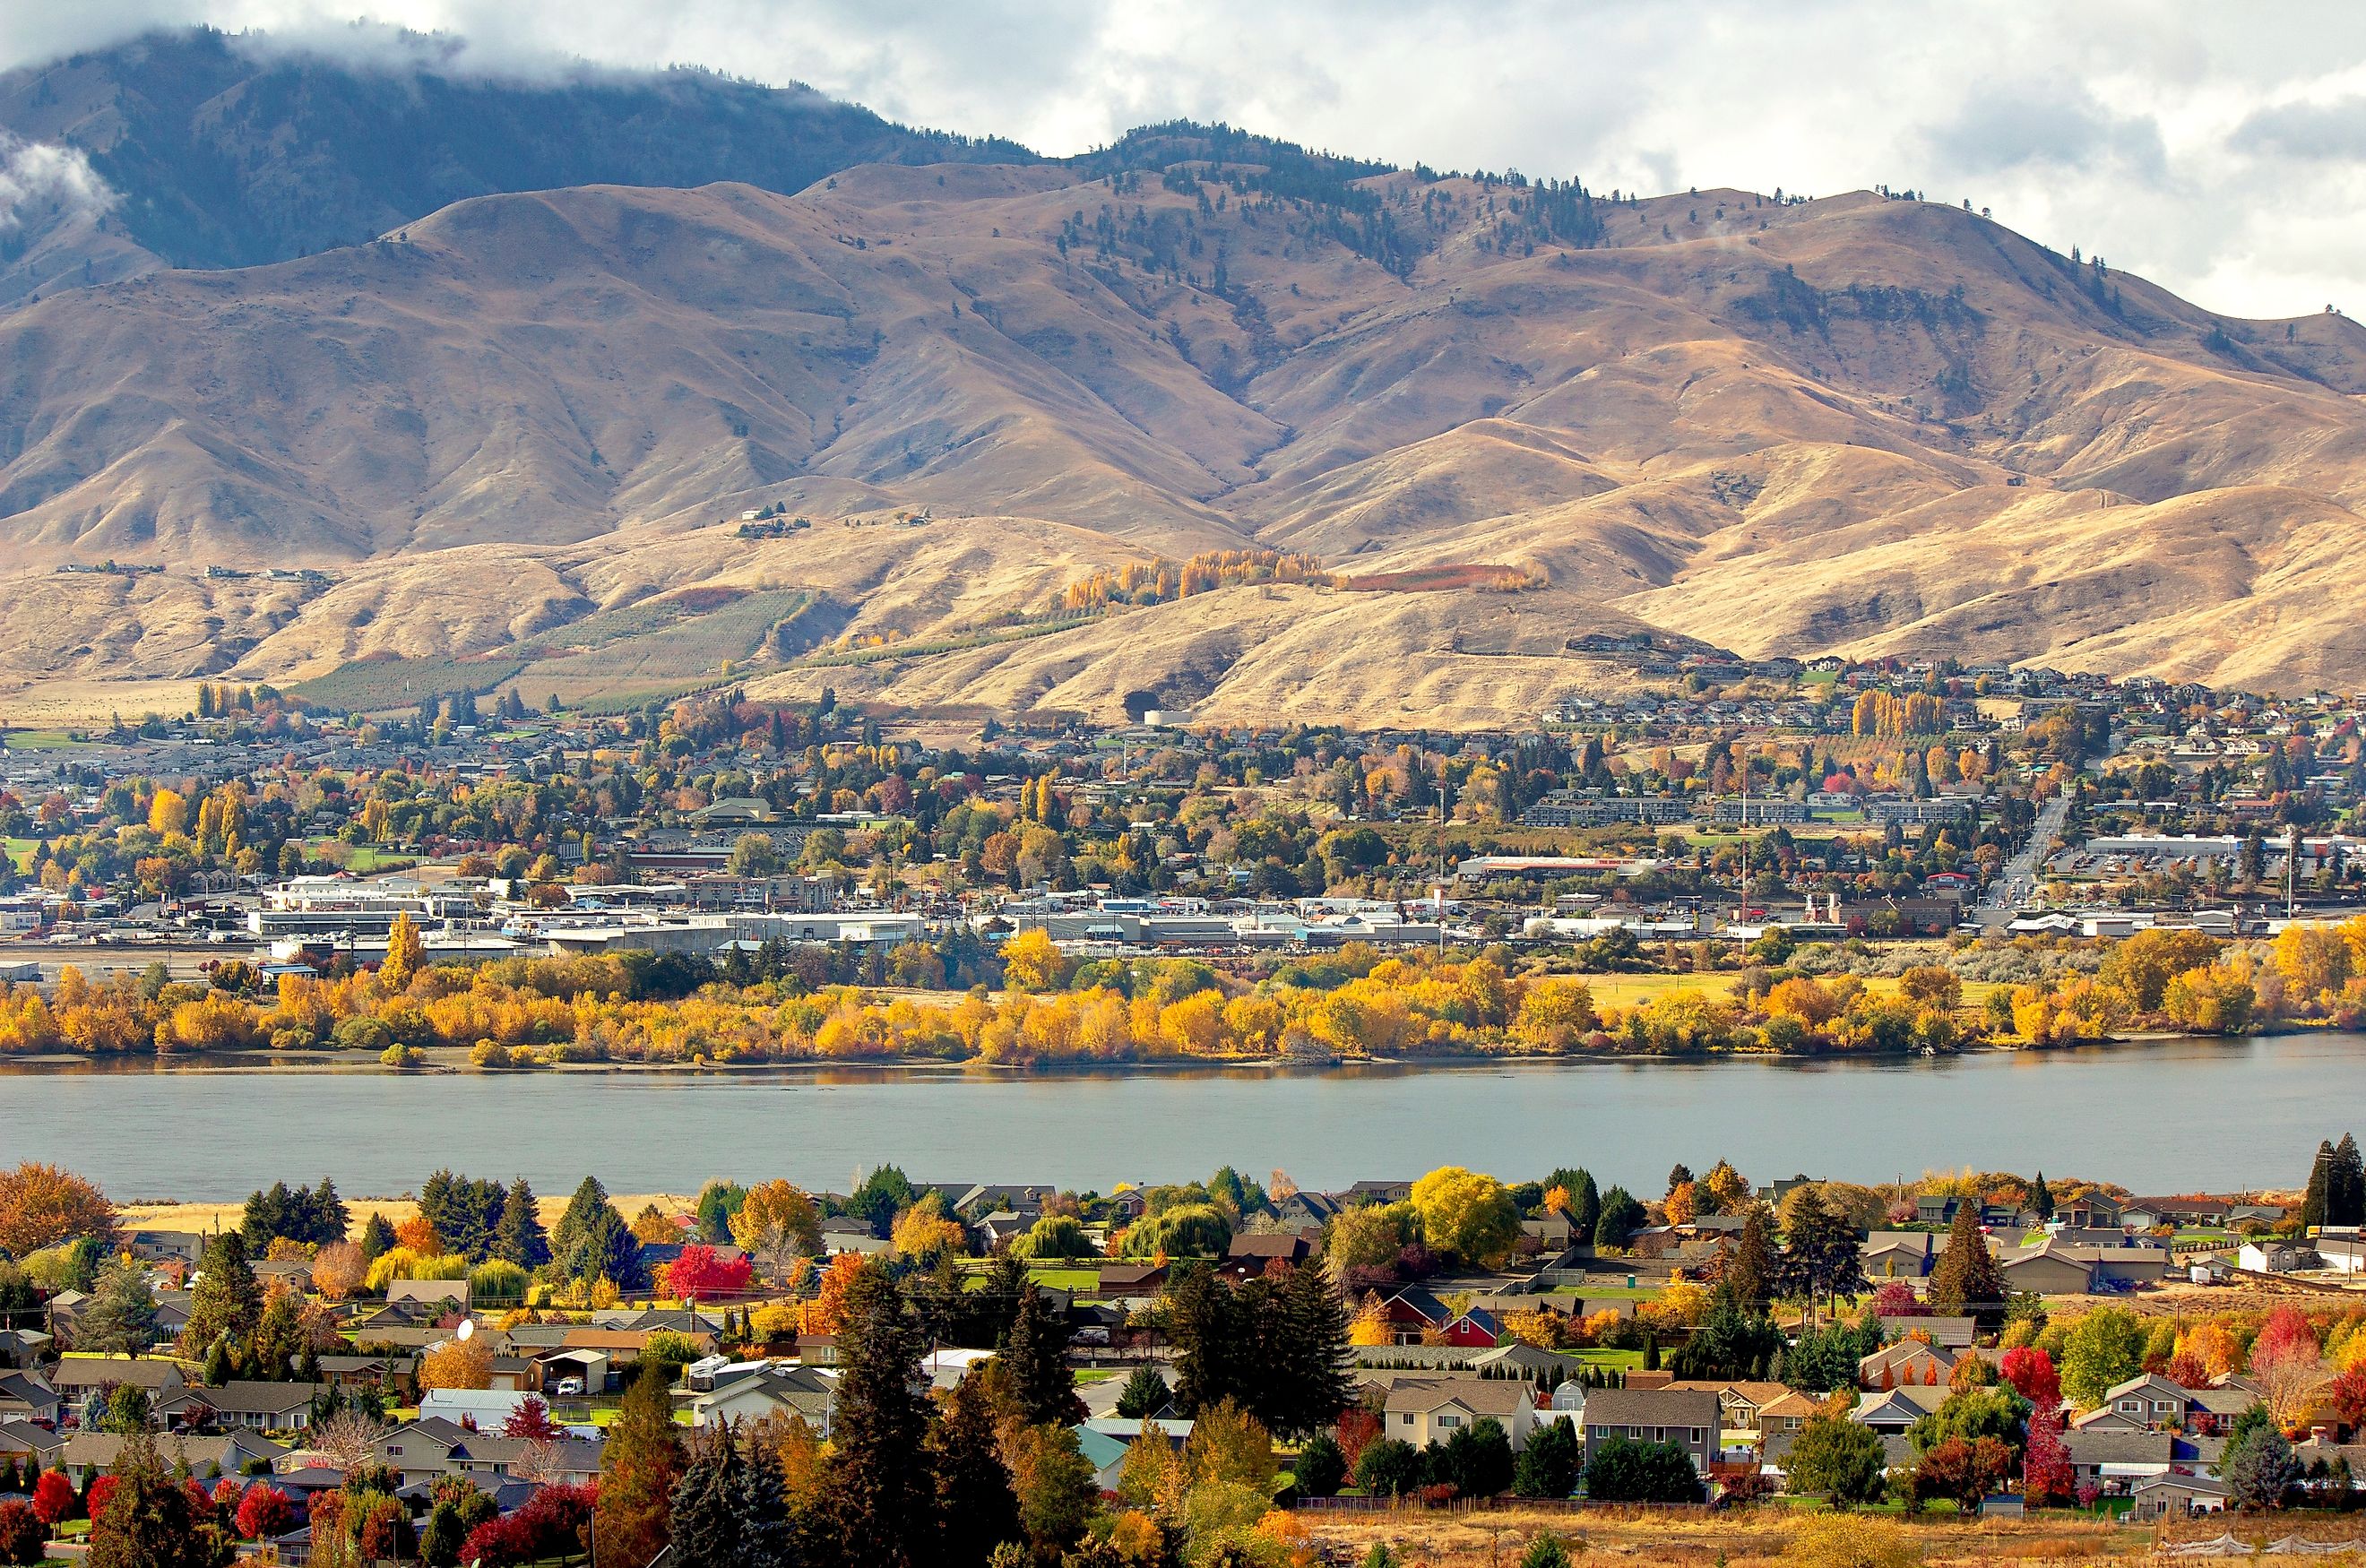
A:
[0,1030,2352,1201]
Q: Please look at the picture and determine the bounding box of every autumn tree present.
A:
[2059,1307,2146,1409]
[419,1335,494,1391]
[0,1162,117,1256]
[2247,1306,2326,1427]
[381,913,424,992]
[1411,1167,1521,1267]
[87,1428,204,1568]
[730,1181,824,1279]
[593,1366,686,1568]
[665,1245,754,1304]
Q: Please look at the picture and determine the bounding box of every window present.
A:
[1689,1428,1704,1443]
[1399,1413,1413,1425]
[1438,1415,1461,1429]
[1627,1425,1642,1439]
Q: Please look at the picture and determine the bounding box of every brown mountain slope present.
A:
[4,164,2366,724]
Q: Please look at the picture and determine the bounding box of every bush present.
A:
[0,1501,43,1567]
[332,1015,393,1053]
[1784,1512,1919,1568]
[1581,1437,1703,1503]
[1353,1437,1422,1497]
[1512,1417,1582,1498]
[1292,1433,1345,1497]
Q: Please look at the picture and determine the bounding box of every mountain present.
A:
[4,32,2366,726]
[0,27,1032,301]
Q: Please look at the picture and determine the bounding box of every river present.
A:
[0,1031,2353,1201]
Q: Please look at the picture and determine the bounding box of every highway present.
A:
[1978,791,2070,930]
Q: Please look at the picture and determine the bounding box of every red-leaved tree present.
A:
[2248,1305,2326,1427]
[1999,1346,2060,1407]
[235,1482,292,1542]
[2023,1396,2075,1506]
[2328,1364,2366,1435]
[661,1244,753,1304]
[503,1394,563,1443]
[29,1473,73,1528]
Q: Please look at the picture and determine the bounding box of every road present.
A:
[1978,791,2070,930]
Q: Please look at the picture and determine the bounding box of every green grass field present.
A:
[1,728,95,751]
[4,838,34,873]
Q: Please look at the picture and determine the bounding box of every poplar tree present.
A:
[2302,1140,2336,1231]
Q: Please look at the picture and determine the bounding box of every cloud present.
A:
[1921,83,2168,184]
[0,134,120,233]
[2232,96,2366,162]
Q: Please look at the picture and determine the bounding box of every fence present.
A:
[1292,1497,1709,1518]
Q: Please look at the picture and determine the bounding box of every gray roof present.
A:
[1578,1388,1720,1430]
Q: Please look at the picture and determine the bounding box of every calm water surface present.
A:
[0,1032,2354,1199]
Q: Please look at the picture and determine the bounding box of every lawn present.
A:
[3,837,33,873]
[1,728,94,750]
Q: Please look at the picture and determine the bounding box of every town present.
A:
[4,654,2366,1068]
[0,1147,2365,1563]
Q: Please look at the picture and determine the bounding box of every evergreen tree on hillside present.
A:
[1727,1204,1776,1314]
[929,1371,1023,1568]
[2029,1173,2054,1222]
[2333,1134,2365,1228]
[1928,1202,2005,1325]
[824,1261,937,1568]
[1275,1259,1355,1435]
[493,1177,550,1270]
[2302,1140,2336,1231]
[185,1232,260,1352]
[552,1176,641,1287]
[1004,1283,1084,1426]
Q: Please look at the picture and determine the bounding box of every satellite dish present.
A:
[456,1318,474,1341]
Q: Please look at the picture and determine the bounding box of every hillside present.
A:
[0,27,1032,302]
[5,53,2366,723]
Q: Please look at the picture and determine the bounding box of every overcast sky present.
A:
[11,1,2366,317]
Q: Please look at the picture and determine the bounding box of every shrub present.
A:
[0,1501,43,1567]
[1292,1433,1345,1497]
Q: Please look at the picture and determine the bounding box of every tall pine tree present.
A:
[1274,1261,1354,1437]
[1162,1264,1234,1417]
[2332,1134,2365,1228]
[495,1177,551,1270]
[2301,1140,2336,1231]
[1727,1204,1776,1314]
[929,1371,1023,1568]
[1927,1201,2005,1324]
[185,1232,260,1354]
[823,1261,937,1568]
[669,1422,792,1568]
[1003,1283,1084,1426]
[2028,1172,2054,1223]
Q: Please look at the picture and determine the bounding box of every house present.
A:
[1341,1180,1415,1207]
[1754,1391,1824,1445]
[0,1419,63,1469]
[385,1277,471,1312]
[418,1389,542,1433]
[2239,1241,2308,1274]
[2059,1429,2177,1496]
[2129,1473,2230,1520]
[1579,1389,1719,1477]
[1096,1264,1168,1305]
[2056,1193,2125,1229]
[124,1230,205,1265]
[1995,1236,2169,1294]
[1661,1381,1793,1443]
[1222,1233,1311,1276]
[691,1365,836,1435]
[1851,1385,1951,1435]
[1376,1286,1451,1345]
[1859,1340,1957,1390]
[0,1372,61,1426]
[157,1380,325,1433]
[47,1356,187,1401]
[371,1417,602,1489]
[1382,1377,1539,1452]
[1859,1233,1937,1279]
[60,1430,284,1485]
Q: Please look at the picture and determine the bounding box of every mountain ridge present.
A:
[4,32,2366,724]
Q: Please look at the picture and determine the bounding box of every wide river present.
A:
[1,1031,2354,1201]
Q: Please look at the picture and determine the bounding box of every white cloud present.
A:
[0,134,120,233]
[11,1,2366,315]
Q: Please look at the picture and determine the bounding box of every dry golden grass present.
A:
[117,1193,695,1242]
[1309,1506,2150,1568]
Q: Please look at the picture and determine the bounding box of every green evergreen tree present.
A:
[1114,1366,1170,1419]
[358,1211,397,1262]
[552,1176,642,1287]
[308,1177,350,1246]
[1928,1202,2006,1324]
[1275,1259,1355,1436]
[2029,1172,2054,1222]
[1777,1190,1866,1324]
[930,1370,1023,1568]
[593,1365,686,1568]
[2302,1141,2336,1231]
[2332,1133,2365,1228]
[493,1177,550,1270]
[1004,1283,1084,1426]
[823,1260,937,1568]
[669,1421,792,1568]
[1727,1204,1775,1313]
[1161,1264,1233,1417]
[185,1232,260,1353]
[79,1260,160,1356]
[1511,1417,1582,1498]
